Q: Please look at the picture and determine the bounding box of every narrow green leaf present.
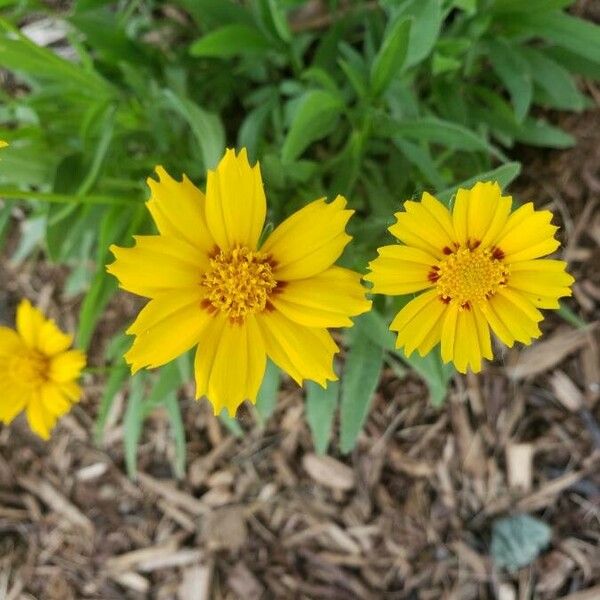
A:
[517,11,600,63]
[491,0,573,13]
[189,23,272,58]
[438,162,521,204]
[281,89,343,162]
[370,17,411,97]
[340,317,384,453]
[164,394,187,478]
[163,90,226,170]
[520,47,585,111]
[255,359,281,423]
[0,188,133,205]
[306,380,339,455]
[404,0,443,68]
[486,39,532,122]
[376,115,506,161]
[124,374,146,478]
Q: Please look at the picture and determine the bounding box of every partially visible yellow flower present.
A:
[0,300,86,439]
[107,148,371,415]
[0,140,7,149]
[365,181,574,373]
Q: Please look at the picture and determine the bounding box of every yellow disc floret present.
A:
[200,246,278,322]
[432,245,508,308]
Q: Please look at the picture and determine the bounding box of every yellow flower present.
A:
[365,181,574,373]
[107,148,371,415]
[0,300,86,439]
[0,140,7,149]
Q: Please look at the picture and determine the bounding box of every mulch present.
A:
[1,73,600,600]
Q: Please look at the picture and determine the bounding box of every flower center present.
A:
[200,246,278,323]
[430,245,508,308]
[9,350,49,387]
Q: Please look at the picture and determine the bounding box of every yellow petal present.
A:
[261,196,353,281]
[194,313,227,402]
[397,293,446,357]
[0,384,28,424]
[40,382,72,417]
[256,309,338,387]
[493,203,560,261]
[473,305,493,361]
[452,181,512,247]
[59,380,83,402]
[49,350,86,383]
[199,316,266,416]
[453,308,481,373]
[125,294,210,372]
[146,166,215,254]
[389,288,440,333]
[108,235,207,298]
[16,300,72,356]
[440,302,459,364]
[205,148,266,251]
[507,259,573,301]
[486,293,542,346]
[365,245,435,295]
[0,326,25,357]
[389,208,450,259]
[271,266,371,328]
[26,392,54,440]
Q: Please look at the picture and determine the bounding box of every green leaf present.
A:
[123,374,146,478]
[281,89,343,162]
[376,115,506,161]
[438,162,521,204]
[339,317,384,453]
[306,380,339,455]
[370,17,411,97]
[520,47,585,111]
[189,23,273,58]
[0,188,133,205]
[163,90,226,170]
[491,0,573,12]
[491,514,552,571]
[255,359,281,423]
[403,0,443,68]
[517,11,600,63]
[486,39,532,122]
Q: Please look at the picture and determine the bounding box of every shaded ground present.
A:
[1,92,600,600]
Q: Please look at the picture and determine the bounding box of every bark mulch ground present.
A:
[1,106,600,600]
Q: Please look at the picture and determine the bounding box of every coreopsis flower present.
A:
[0,300,86,439]
[365,181,574,373]
[107,148,371,415]
[0,140,7,149]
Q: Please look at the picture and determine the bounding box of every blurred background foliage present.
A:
[0,0,598,468]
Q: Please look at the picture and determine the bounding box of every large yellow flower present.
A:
[107,148,371,415]
[0,300,86,439]
[365,181,574,373]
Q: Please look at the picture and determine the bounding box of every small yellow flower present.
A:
[365,181,574,373]
[108,148,371,415]
[0,140,7,149]
[0,300,86,439]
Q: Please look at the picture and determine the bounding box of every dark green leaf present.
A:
[306,380,339,455]
[189,23,273,58]
[281,90,343,162]
[339,316,384,453]
[370,17,411,97]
